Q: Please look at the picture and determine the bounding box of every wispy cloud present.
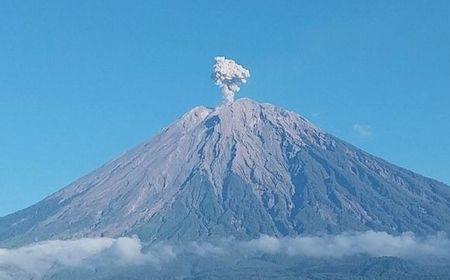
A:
[353,123,373,138]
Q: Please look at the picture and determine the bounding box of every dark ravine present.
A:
[1,98,450,247]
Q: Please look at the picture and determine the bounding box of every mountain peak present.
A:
[177,98,322,143]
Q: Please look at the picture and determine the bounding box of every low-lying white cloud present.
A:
[242,231,450,259]
[0,231,449,279]
[0,237,174,280]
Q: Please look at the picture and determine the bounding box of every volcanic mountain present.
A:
[1,98,450,247]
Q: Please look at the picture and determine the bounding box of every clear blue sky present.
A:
[1,1,449,217]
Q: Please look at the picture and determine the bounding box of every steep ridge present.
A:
[1,98,450,246]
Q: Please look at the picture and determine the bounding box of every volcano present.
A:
[1,98,450,247]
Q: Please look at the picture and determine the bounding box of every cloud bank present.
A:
[0,231,449,279]
[0,237,174,280]
[241,231,450,259]
[211,56,250,104]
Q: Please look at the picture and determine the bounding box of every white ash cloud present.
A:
[211,56,250,104]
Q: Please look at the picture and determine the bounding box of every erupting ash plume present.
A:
[211,56,250,104]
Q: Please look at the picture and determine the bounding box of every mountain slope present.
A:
[1,98,450,246]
